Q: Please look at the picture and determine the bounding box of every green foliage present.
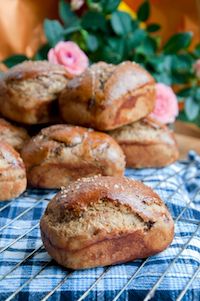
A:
[163,32,193,54]
[81,11,107,31]
[110,11,132,35]
[3,55,28,67]
[147,23,161,32]
[1,0,200,126]
[137,0,150,21]
[59,0,79,26]
[44,19,64,47]
[178,87,200,126]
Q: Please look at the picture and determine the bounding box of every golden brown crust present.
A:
[0,142,27,201]
[40,176,174,269]
[21,125,125,188]
[59,61,155,130]
[0,118,30,151]
[109,117,179,168]
[0,61,69,124]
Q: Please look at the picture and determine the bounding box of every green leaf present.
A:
[128,29,147,51]
[111,11,132,35]
[3,55,28,68]
[171,54,193,75]
[34,44,50,60]
[44,19,64,47]
[59,0,79,26]
[136,36,158,56]
[194,87,200,102]
[102,0,121,13]
[86,34,99,52]
[163,32,193,54]
[147,23,161,32]
[153,72,172,85]
[193,43,200,58]
[63,25,81,36]
[132,52,146,66]
[137,0,150,21]
[185,97,199,120]
[171,73,192,84]
[82,11,106,32]
[101,38,125,63]
[178,87,194,98]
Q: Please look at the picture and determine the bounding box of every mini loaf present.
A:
[0,118,29,151]
[0,61,69,124]
[21,125,125,188]
[59,61,155,130]
[109,117,179,168]
[40,176,174,269]
[0,142,27,201]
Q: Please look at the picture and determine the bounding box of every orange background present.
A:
[0,0,199,61]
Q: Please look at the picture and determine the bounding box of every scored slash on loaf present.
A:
[21,124,125,188]
[40,176,174,269]
[59,61,155,130]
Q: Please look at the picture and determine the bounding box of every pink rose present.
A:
[48,41,89,76]
[194,59,200,78]
[150,83,178,124]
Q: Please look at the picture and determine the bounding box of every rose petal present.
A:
[150,83,178,124]
[48,41,89,76]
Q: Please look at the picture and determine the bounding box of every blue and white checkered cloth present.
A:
[0,152,200,301]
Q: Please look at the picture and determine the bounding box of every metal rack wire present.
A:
[0,162,199,301]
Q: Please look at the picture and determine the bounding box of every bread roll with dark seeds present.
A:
[0,118,29,151]
[40,176,174,269]
[0,61,69,124]
[21,125,125,188]
[59,61,155,130]
[0,142,27,201]
[109,117,179,168]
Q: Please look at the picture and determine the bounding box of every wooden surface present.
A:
[174,121,200,159]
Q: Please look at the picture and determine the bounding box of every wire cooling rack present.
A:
[0,160,199,301]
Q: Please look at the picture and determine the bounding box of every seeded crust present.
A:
[40,176,174,269]
[109,117,179,168]
[21,124,125,188]
[0,61,69,124]
[0,142,27,201]
[59,61,155,130]
[0,118,30,151]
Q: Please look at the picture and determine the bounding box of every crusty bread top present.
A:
[62,61,155,106]
[2,60,69,81]
[46,176,168,224]
[0,142,24,169]
[0,61,69,109]
[109,117,176,145]
[0,118,29,151]
[21,124,125,170]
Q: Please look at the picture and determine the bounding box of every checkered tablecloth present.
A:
[0,152,199,301]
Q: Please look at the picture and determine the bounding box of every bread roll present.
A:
[0,61,69,124]
[59,61,155,130]
[0,118,29,151]
[40,176,174,269]
[0,142,27,201]
[109,117,179,168]
[21,125,125,188]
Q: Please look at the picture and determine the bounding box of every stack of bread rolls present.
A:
[59,61,179,168]
[0,60,176,268]
[0,60,179,197]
